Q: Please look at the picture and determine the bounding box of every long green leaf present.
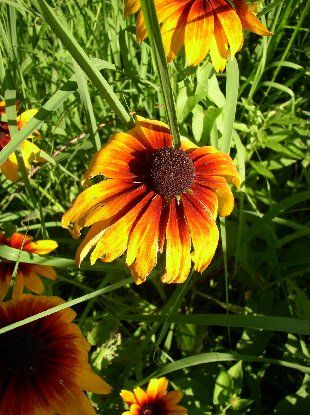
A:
[104,313,310,335]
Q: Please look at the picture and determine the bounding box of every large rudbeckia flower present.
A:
[62,117,240,284]
[0,106,41,182]
[0,232,58,300]
[0,295,111,415]
[125,0,272,71]
[120,377,187,415]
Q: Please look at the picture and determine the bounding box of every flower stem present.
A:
[140,0,180,147]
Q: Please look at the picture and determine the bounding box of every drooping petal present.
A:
[17,109,38,129]
[161,2,189,62]
[127,195,163,283]
[22,269,45,294]
[162,200,191,283]
[62,180,133,233]
[198,176,236,216]
[233,0,273,36]
[90,192,155,264]
[210,0,243,55]
[210,14,229,72]
[185,0,214,66]
[183,193,219,272]
[124,0,141,16]
[9,233,32,249]
[29,265,57,280]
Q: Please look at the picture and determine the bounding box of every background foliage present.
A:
[0,0,309,413]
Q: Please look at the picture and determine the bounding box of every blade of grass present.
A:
[105,313,310,336]
[140,352,310,384]
[140,0,180,146]
[0,277,133,335]
[31,0,132,129]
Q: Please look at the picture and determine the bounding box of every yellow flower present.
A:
[0,232,58,300]
[0,105,41,182]
[62,117,239,284]
[120,377,187,415]
[0,295,111,415]
[125,0,272,71]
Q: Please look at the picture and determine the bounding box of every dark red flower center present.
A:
[0,328,43,372]
[141,403,165,415]
[149,147,195,197]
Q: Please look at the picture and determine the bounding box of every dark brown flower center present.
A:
[0,328,43,372]
[149,147,195,197]
[141,402,166,415]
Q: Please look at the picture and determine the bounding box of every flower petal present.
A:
[120,390,137,405]
[210,0,243,56]
[162,200,191,284]
[29,265,57,280]
[210,14,229,72]
[185,0,214,66]
[1,155,19,182]
[127,195,163,283]
[23,270,45,294]
[76,367,111,394]
[20,140,41,168]
[24,239,58,255]
[234,0,273,36]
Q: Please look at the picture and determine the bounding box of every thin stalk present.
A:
[140,0,180,146]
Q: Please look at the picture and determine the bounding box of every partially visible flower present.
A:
[0,232,58,301]
[0,295,111,415]
[120,377,187,415]
[0,105,41,182]
[62,116,240,284]
[125,0,272,71]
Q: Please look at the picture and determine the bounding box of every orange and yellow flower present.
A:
[62,116,239,284]
[0,103,41,182]
[120,377,187,415]
[0,232,58,301]
[0,295,111,415]
[125,0,272,71]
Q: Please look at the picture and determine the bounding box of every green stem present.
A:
[140,0,180,147]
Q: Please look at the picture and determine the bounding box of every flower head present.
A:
[120,377,187,415]
[0,295,111,415]
[62,116,239,284]
[0,105,41,182]
[125,0,272,71]
[0,232,58,300]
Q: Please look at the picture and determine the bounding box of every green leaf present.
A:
[213,367,234,405]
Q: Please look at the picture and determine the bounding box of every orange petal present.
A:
[20,140,41,168]
[24,239,58,255]
[9,233,32,249]
[127,195,163,283]
[0,264,12,301]
[1,155,19,182]
[133,387,148,406]
[185,0,214,66]
[23,271,45,294]
[183,193,218,272]
[120,390,137,405]
[134,116,173,150]
[62,180,132,232]
[136,10,147,43]
[12,272,24,298]
[124,0,141,16]
[162,200,191,284]
[76,366,111,394]
[17,109,38,129]
[210,14,229,72]
[198,176,235,217]
[163,390,183,405]
[146,377,169,401]
[234,0,273,36]
[210,0,243,56]
[90,192,155,265]
[82,185,147,229]
[161,2,189,63]
[29,264,57,280]
[191,182,218,219]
